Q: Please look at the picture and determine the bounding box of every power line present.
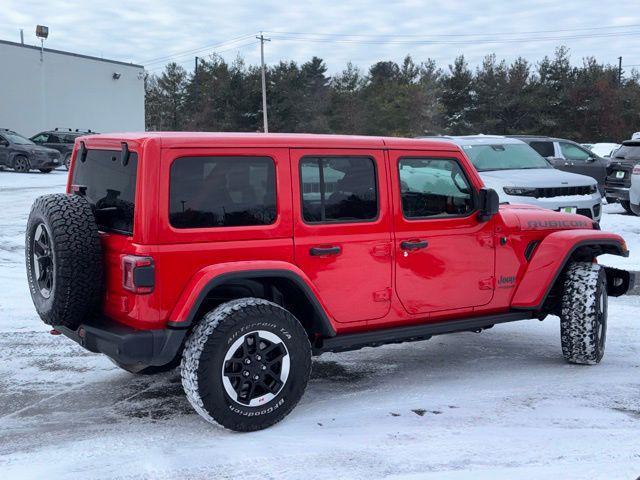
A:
[265,30,640,46]
[146,40,259,74]
[268,24,640,38]
[141,33,255,66]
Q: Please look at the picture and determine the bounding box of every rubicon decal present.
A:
[527,219,590,229]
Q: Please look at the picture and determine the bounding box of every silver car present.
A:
[630,164,640,216]
[435,136,603,221]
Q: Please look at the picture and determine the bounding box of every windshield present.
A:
[461,144,551,171]
[5,132,35,145]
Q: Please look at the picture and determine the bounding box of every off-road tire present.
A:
[13,155,30,173]
[560,262,607,365]
[181,298,312,432]
[621,200,633,214]
[39,168,53,173]
[26,194,103,328]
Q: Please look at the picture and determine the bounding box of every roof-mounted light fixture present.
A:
[35,25,49,62]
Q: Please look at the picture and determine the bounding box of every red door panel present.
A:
[291,148,392,323]
[390,150,496,314]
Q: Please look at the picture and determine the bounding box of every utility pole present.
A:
[618,56,623,86]
[256,32,271,133]
[194,56,200,101]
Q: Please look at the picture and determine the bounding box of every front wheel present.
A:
[560,262,607,365]
[13,156,31,172]
[39,168,53,173]
[621,200,633,214]
[181,298,312,432]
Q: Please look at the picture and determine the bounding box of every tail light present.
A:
[633,165,640,175]
[122,255,154,294]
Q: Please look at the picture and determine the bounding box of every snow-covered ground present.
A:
[1,171,639,480]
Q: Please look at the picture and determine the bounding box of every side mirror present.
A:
[0,140,8,147]
[478,188,499,222]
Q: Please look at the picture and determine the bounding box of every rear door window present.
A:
[71,149,138,235]
[300,156,378,223]
[169,156,276,228]
[529,141,555,158]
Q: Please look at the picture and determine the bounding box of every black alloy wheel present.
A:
[31,223,54,298]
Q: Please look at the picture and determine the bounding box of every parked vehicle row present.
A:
[0,127,96,172]
[0,129,61,173]
[423,136,602,220]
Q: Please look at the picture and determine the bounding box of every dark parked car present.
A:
[604,140,640,213]
[0,129,61,173]
[511,136,608,194]
[30,129,96,170]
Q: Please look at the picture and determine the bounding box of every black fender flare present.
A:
[167,269,337,337]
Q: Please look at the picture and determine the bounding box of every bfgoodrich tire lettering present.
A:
[560,262,607,365]
[25,194,103,328]
[181,298,312,431]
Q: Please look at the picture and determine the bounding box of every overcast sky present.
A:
[2,0,639,75]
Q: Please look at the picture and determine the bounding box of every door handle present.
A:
[400,240,429,251]
[310,246,341,256]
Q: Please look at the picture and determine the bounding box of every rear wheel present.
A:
[64,153,71,170]
[560,262,607,365]
[621,200,633,214]
[13,156,30,172]
[39,168,53,173]
[181,298,312,431]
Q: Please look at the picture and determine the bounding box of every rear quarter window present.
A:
[71,149,138,235]
[169,156,277,228]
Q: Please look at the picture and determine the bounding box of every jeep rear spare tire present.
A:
[26,194,103,329]
[181,298,312,431]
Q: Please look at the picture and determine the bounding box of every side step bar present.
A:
[314,311,535,354]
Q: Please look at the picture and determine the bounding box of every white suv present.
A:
[430,136,603,221]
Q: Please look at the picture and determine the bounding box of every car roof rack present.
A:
[53,128,94,134]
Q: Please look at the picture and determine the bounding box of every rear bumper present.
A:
[605,186,630,201]
[56,318,187,367]
[604,267,636,297]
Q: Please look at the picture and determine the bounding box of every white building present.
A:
[0,39,145,136]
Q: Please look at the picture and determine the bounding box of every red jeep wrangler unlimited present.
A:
[26,133,633,431]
